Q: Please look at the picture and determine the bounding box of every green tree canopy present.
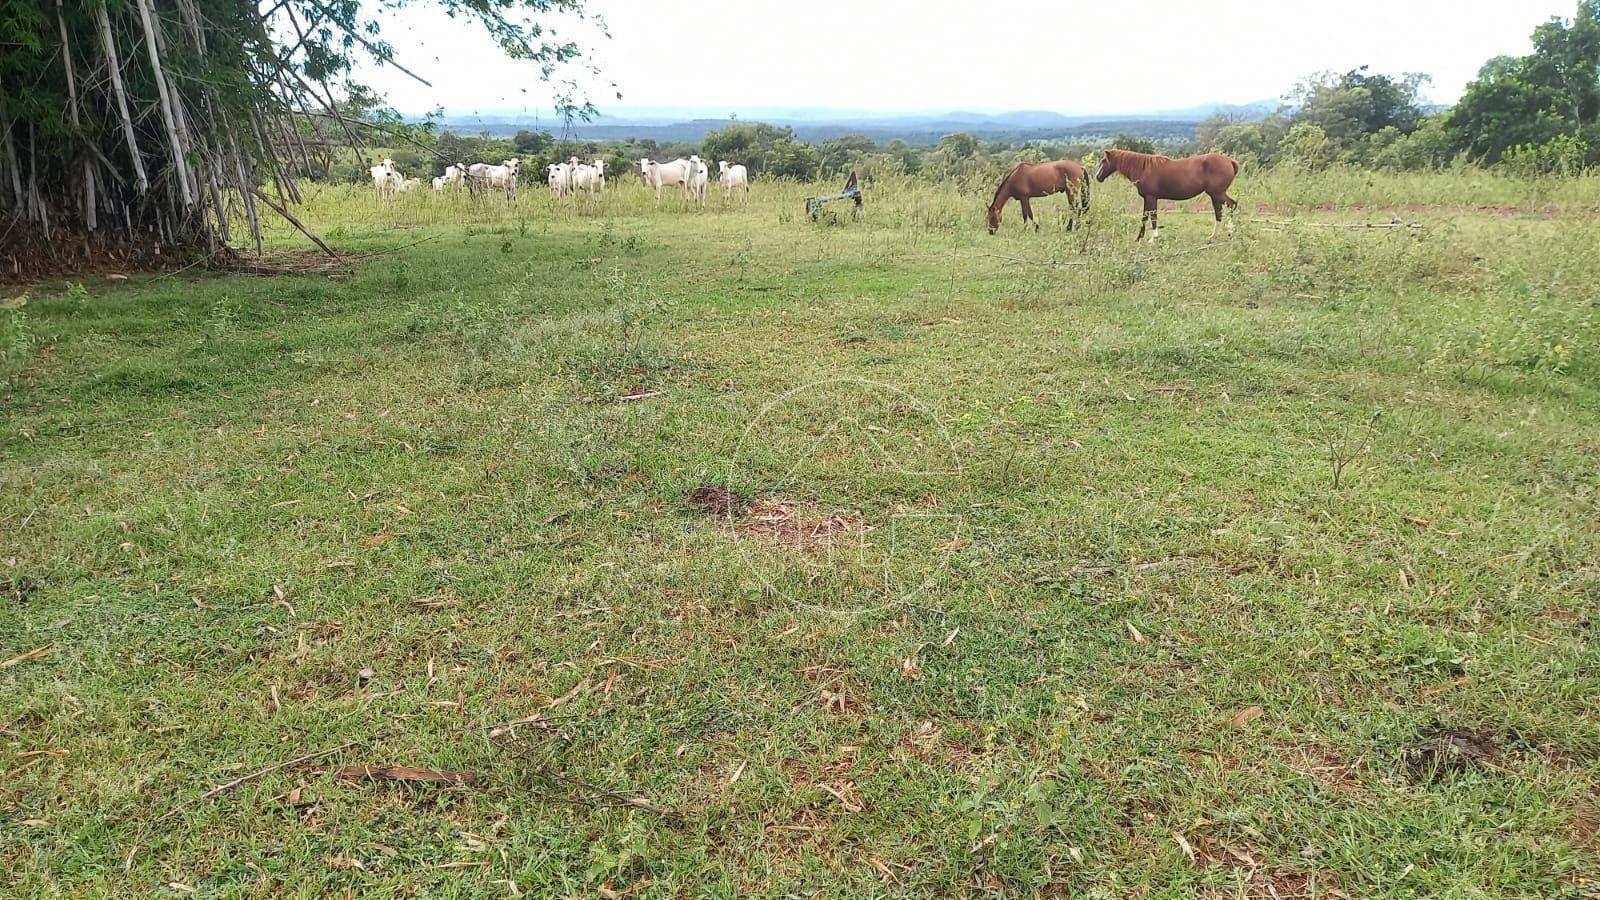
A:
[1290,67,1430,144]
[700,122,801,175]
[1449,0,1599,164]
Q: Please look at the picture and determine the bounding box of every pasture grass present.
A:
[2,168,1599,897]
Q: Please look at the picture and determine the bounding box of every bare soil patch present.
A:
[1406,727,1502,782]
[687,485,871,552]
[3,577,39,606]
[734,499,871,551]
[685,484,748,517]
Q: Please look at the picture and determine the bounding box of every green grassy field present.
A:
[3,170,1598,897]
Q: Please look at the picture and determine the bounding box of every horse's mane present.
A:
[990,164,1024,209]
[1106,149,1172,183]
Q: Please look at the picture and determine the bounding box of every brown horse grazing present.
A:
[986,160,1090,234]
[1095,149,1239,242]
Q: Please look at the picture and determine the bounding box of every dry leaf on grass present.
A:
[900,653,922,679]
[1420,676,1473,698]
[1125,621,1147,644]
[0,646,52,670]
[1227,705,1265,727]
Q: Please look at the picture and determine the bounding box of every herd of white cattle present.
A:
[368,154,750,205]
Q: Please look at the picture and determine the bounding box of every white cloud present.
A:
[359,0,1577,117]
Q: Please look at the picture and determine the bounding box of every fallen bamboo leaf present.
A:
[362,533,398,546]
[1173,831,1196,861]
[817,782,863,812]
[1227,705,1265,727]
[727,760,747,785]
[0,647,52,670]
[900,654,922,679]
[1221,842,1257,866]
[1404,515,1432,527]
[597,878,651,899]
[546,677,591,708]
[1420,676,1473,698]
[1126,621,1147,644]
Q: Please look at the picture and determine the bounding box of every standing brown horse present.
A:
[986,160,1090,234]
[1095,149,1239,242]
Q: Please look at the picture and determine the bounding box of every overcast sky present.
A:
[360,0,1578,117]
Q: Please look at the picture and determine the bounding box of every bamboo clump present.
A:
[0,0,387,271]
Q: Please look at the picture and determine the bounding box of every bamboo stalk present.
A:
[54,0,98,231]
[251,188,337,258]
[132,0,194,207]
[0,96,22,207]
[95,0,150,193]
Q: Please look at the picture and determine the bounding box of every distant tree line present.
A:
[340,0,1597,188]
[1200,2,1598,175]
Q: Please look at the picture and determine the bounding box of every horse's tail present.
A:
[1079,166,1091,216]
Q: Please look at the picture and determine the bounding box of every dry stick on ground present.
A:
[977,252,1087,268]
[488,734,685,824]
[1139,241,1234,260]
[328,765,474,785]
[158,740,358,822]
[1265,218,1424,230]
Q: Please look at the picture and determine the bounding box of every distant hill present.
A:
[434,102,1278,147]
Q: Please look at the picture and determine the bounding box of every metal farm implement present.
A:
[806,171,863,220]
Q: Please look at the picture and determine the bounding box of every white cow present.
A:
[687,155,709,207]
[571,157,589,195]
[548,163,570,198]
[718,160,749,201]
[432,163,466,191]
[468,158,520,199]
[572,159,606,197]
[394,177,421,193]
[370,158,399,198]
[640,157,692,203]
